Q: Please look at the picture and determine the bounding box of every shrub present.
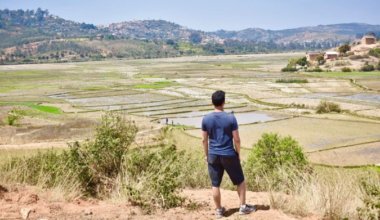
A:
[341,67,352,72]
[357,180,380,220]
[338,44,351,54]
[281,66,297,72]
[1,112,187,210]
[316,55,325,65]
[119,145,184,210]
[316,101,341,114]
[5,108,23,126]
[1,112,138,197]
[368,48,380,58]
[361,63,375,72]
[296,57,308,67]
[377,62,380,71]
[244,133,308,191]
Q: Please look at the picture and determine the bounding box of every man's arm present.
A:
[202,131,209,161]
[232,130,241,160]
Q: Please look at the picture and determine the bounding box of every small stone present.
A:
[20,207,32,220]
[84,209,93,216]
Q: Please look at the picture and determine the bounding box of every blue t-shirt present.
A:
[201,111,238,156]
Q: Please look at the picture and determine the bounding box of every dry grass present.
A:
[270,167,378,219]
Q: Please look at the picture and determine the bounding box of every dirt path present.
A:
[0,185,317,220]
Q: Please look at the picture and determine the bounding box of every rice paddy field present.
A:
[1,53,380,167]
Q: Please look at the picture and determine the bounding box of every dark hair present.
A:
[212,90,225,107]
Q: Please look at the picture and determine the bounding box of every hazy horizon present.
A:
[1,0,380,31]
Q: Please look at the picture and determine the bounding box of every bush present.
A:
[2,112,138,196]
[296,57,308,67]
[377,62,380,71]
[341,67,352,72]
[361,63,375,72]
[368,48,380,58]
[316,55,325,65]
[281,66,298,72]
[316,101,342,114]
[357,180,380,220]
[5,108,23,126]
[1,112,187,210]
[244,133,308,191]
[120,145,184,210]
[338,44,351,54]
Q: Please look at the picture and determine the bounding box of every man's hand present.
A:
[202,131,208,161]
[204,156,208,163]
[232,129,241,160]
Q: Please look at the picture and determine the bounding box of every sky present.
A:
[1,0,379,31]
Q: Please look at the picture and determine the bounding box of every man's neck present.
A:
[214,106,224,112]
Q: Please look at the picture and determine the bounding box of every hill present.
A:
[1,8,380,64]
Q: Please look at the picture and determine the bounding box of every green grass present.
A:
[276,78,308,83]
[303,71,380,79]
[134,81,176,89]
[0,102,62,114]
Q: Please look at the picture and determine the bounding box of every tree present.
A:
[338,44,351,54]
[316,55,325,65]
[296,56,308,67]
[189,32,202,44]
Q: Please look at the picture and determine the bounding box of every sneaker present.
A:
[215,207,226,219]
[239,204,256,215]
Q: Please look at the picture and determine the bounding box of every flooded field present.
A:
[1,53,380,166]
[159,111,281,128]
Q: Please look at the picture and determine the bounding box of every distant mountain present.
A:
[213,23,380,43]
[1,8,380,64]
[0,8,101,48]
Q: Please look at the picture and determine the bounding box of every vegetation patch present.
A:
[244,133,309,191]
[316,101,342,114]
[368,48,380,58]
[276,78,308,83]
[0,102,62,114]
[0,112,184,210]
[134,81,177,89]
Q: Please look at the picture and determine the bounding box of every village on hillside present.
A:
[304,34,380,72]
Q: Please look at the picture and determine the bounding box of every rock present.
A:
[84,209,93,216]
[20,207,32,220]
[19,193,39,204]
[0,185,8,199]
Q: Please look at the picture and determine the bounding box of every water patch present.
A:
[160,111,275,128]
[339,93,380,104]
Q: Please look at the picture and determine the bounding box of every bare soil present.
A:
[0,185,318,220]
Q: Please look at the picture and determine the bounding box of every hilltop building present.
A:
[361,35,376,45]
[324,51,339,60]
[306,52,324,62]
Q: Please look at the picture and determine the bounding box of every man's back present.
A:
[202,111,238,156]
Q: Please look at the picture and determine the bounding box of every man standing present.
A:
[202,90,255,218]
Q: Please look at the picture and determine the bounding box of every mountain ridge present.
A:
[1,8,380,64]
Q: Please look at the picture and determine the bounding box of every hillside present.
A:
[1,8,380,64]
[213,23,380,44]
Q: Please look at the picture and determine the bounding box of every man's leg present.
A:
[237,180,246,206]
[212,186,222,209]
